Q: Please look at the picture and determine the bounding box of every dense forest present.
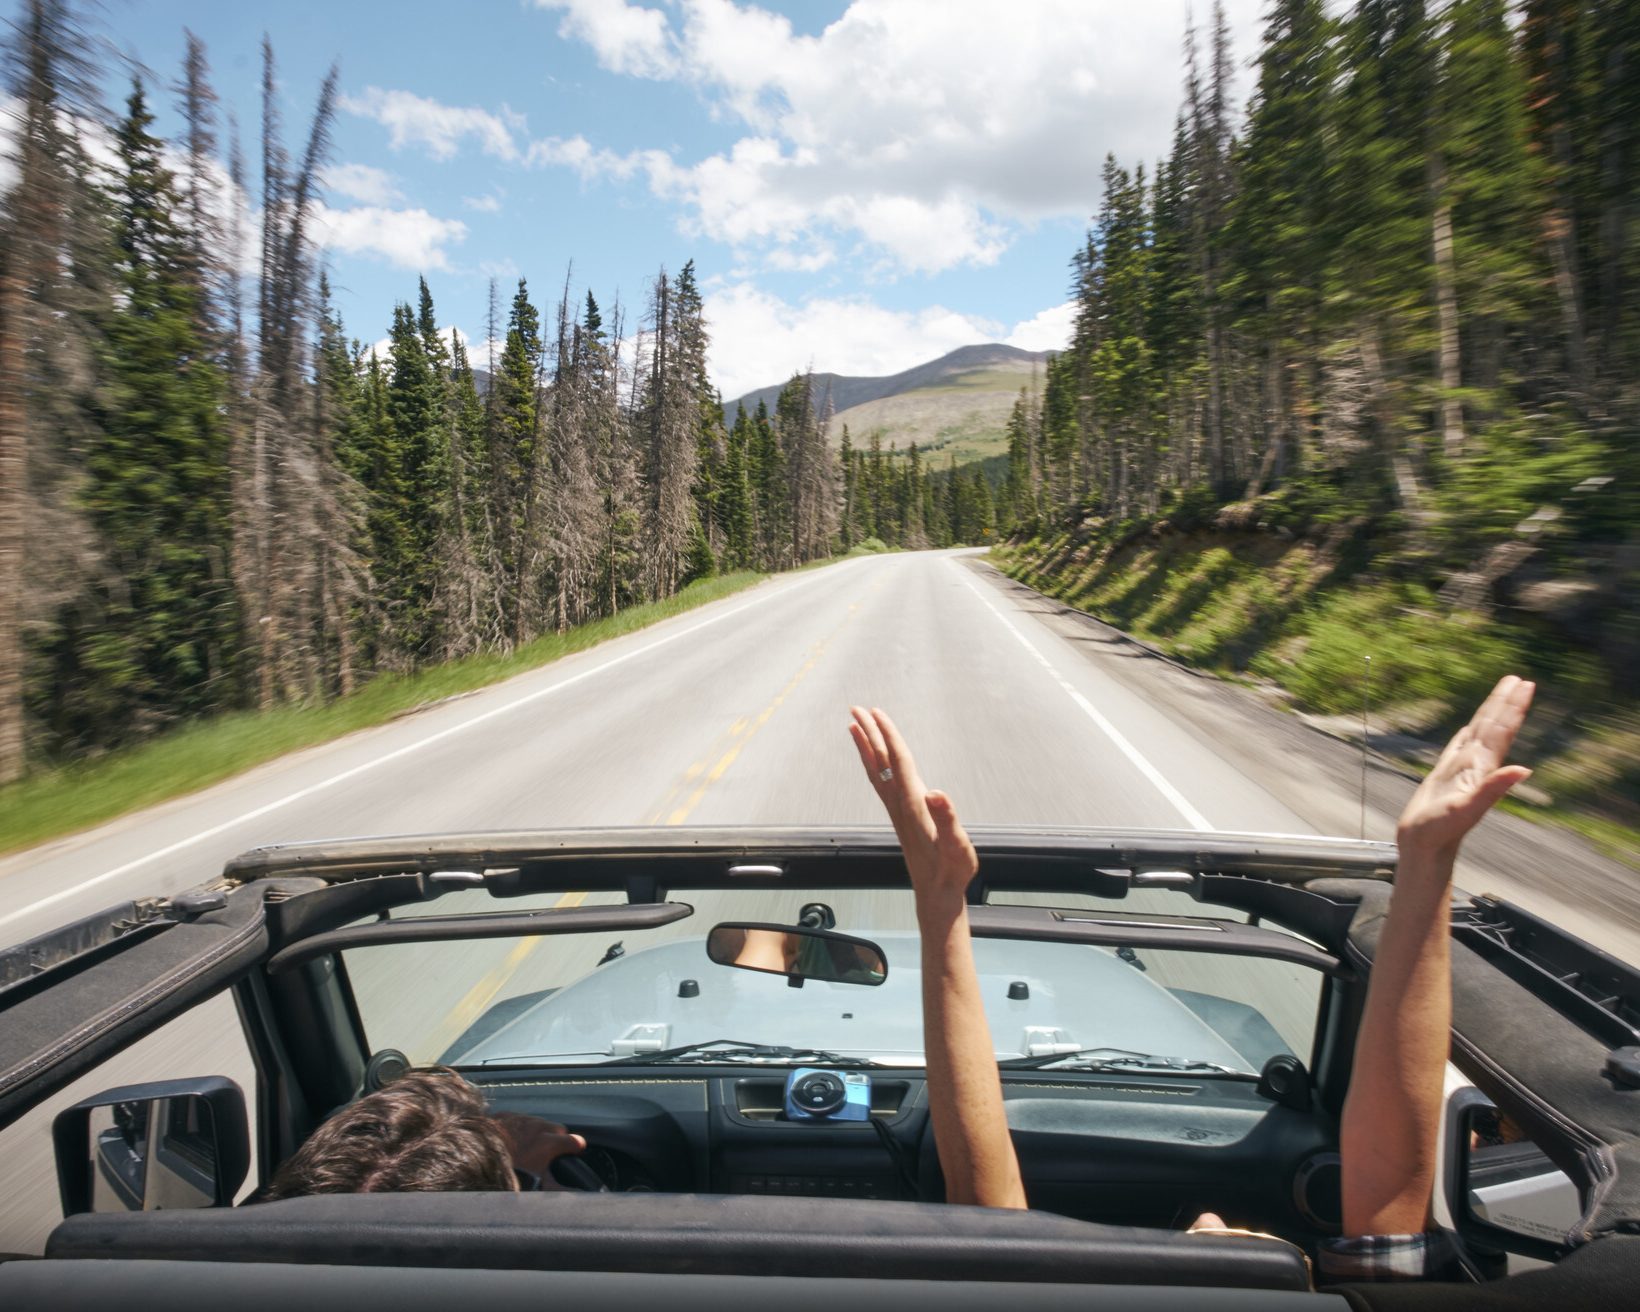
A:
[990,0,1636,838]
[0,1,1002,784]
[998,0,1635,705]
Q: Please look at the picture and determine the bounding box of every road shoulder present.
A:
[962,558,1640,960]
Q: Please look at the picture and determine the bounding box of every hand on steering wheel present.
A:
[492,1112,594,1190]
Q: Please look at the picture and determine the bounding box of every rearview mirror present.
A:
[707,922,887,987]
[1445,1091,1581,1264]
[53,1077,250,1216]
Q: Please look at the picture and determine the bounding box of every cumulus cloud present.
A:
[541,0,677,77]
[322,162,403,206]
[340,86,523,161]
[311,204,469,271]
[705,284,1077,398]
[1005,300,1075,354]
[703,282,1002,400]
[463,192,503,212]
[530,0,1262,275]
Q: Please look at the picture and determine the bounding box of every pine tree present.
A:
[492,278,541,640]
[749,398,784,568]
[839,425,857,549]
[1230,0,1334,490]
[65,79,238,741]
[440,327,498,652]
[720,406,754,568]
[1,0,112,775]
[383,295,450,660]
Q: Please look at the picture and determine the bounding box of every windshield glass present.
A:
[344,887,1320,1070]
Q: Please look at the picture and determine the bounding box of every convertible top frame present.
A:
[221,826,1398,897]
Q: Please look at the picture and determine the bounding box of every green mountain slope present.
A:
[726,344,1049,463]
[823,364,1041,463]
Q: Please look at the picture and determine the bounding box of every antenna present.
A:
[1360,656,1372,839]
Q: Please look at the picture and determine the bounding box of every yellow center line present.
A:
[646,571,889,828]
[431,577,889,1056]
[429,890,589,1058]
[664,626,854,827]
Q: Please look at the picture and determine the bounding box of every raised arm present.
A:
[1340,675,1535,1237]
[848,706,1027,1209]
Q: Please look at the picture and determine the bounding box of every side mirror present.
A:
[707,922,887,987]
[53,1076,250,1216]
[1444,1089,1581,1264]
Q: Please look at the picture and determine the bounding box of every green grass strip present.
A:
[0,570,771,858]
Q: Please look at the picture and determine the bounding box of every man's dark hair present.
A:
[262,1067,514,1199]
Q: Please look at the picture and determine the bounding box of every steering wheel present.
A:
[550,1154,610,1192]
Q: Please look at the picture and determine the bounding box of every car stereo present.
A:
[784,1068,872,1122]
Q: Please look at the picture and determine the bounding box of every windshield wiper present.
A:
[998,1046,1255,1078]
[601,1038,879,1068]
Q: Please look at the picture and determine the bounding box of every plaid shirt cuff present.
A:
[1318,1229,1462,1283]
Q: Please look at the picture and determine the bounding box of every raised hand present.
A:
[1396,675,1535,868]
[849,705,1025,1210]
[848,706,977,906]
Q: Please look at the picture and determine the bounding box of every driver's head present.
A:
[262,1067,516,1199]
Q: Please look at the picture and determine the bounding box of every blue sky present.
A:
[49,0,1262,399]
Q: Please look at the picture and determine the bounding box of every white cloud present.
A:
[703,282,1003,400]
[762,244,835,274]
[311,204,469,271]
[537,0,678,78]
[322,162,403,206]
[340,86,523,161]
[530,0,1263,276]
[1005,300,1075,354]
[463,193,503,213]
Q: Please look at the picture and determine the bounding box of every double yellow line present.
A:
[427,890,588,1060]
[649,583,876,827]
[432,576,881,1055]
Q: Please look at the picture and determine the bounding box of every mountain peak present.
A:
[725,342,1052,425]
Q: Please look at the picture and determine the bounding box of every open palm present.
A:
[1397,675,1535,861]
[848,706,977,901]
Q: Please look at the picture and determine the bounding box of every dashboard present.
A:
[471,1065,1340,1242]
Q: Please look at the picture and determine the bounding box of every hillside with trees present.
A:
[992,0,1637,850]
[0,0,1013,790]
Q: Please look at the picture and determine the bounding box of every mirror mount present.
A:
[707,922,888,988]
[54,1076,249,1217]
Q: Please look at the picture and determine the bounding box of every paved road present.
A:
[0,549,1624,1252]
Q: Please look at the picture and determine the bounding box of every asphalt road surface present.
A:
[0,549,1630,1253]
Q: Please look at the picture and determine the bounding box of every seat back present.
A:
[46,1191,1312,1290]
[2,1261,1353,1312]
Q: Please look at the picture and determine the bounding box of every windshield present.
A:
[344,887,1320,1070]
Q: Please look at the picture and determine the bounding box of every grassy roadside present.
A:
[0,570,775,859]
[992,530,1639,867]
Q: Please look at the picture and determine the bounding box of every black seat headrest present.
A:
[47,1191,1311,1291]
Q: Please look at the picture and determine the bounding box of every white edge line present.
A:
[951,564,1213,832]
[0,559,872,933]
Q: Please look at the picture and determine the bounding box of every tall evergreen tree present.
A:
[64,79,238,741]
[0,0,110,776]
[492,278,541,640]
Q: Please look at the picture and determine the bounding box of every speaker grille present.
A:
[1293,1152,1343,1231]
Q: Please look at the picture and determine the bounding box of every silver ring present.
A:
[879,767,894,783]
